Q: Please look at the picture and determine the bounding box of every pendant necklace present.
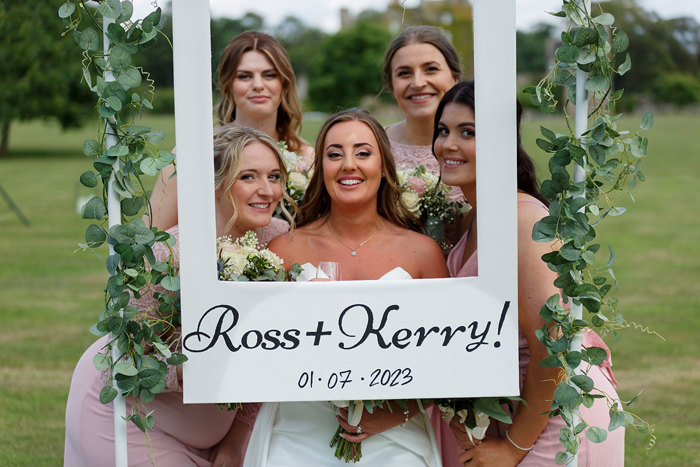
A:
[327,221,380,256]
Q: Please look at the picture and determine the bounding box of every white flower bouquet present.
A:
[217,231,302,282]
[278,141,312,212]
[397,165,462,247]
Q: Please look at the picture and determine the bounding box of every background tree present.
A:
[0,0,93,156]
[275,15,327,80]
[308,21,392,111]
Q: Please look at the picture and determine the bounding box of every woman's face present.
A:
[390,42,457,122]
[227,141,283,232]
[232,51,283,121]
[433,102,476,190]
[322,120,383,209]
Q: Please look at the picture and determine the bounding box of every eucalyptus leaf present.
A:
[78,28,99,51]
[161,275,180,291]
[584,347,607,365]
[79,170,99,188]
[58,2,76,18]
[553,382,579,405]
[618,53,631,75]
[110,46,132,71]
[93,352,111,372]
[114,359,138,376]
[571,375,595,392]
[611,30,629,54]
[118,68,142,90]
[116,1,134,22]
[99,0,122,19]
[82,197,107,220]
[593,13,615,25]
[85,224,107,247]
[473,398,512,424]
[99,386,119,404]
[585,75,608,93]
[586,426,608,443]
[83,138,101,157]
[641,111,654,130]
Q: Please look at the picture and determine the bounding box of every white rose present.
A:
[396,169,408,186]
[288,172,309,191]
[400,191,421,215]
[423,172,439,189]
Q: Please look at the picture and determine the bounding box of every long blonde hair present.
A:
[297,109,412,229]
[216,31,305,153]
[213,125,296,234]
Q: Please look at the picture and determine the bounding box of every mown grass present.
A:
[1,111,698,465]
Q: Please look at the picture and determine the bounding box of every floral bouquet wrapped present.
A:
[217,231,301,282]
[278,141,312,213]
[435,397,520,446]
[397,164,462,247]
[329,399,424,463]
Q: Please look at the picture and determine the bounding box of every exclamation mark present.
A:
[493,301,510,348]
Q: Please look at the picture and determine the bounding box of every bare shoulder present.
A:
[383,223,447,278]
[268,220,323,263]
[517,192,549,233]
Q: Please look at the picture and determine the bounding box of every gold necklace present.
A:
[327,221,380,256]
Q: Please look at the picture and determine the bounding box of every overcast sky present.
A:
[132,0,700,32]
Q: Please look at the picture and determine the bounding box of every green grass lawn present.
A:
[1,111,698,465]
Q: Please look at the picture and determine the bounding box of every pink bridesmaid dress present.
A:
[431,196,625,467]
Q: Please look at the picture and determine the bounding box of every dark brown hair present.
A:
[432,81,549,206]
[297,109,412,228]
[215,31,304,153]
[382,25,462,92]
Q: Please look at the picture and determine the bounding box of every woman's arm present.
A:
[147,162,179,231]
[335,400,431,442]
[455,201,560,466]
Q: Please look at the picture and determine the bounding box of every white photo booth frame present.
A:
[172,0,519,404]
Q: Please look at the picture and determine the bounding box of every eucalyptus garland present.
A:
[60,0,184,432]
[524,0,654,462]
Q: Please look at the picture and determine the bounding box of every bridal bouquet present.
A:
[435,397,520,445]
[330,399,424,462]
[397,165,461,247]
[278,141,312,212]
[217,231,301,282]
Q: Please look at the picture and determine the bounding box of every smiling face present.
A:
[231,51,283,121]
[433,102,476,192]
[227,141,283,233]
[390,42,458,121]
[322,120,383,209]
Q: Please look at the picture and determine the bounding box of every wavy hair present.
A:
[215,31,304,153]
[297,109,412,228]
[432,81,549,206]
[213,125,296,234]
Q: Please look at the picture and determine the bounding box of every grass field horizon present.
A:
[1,111,698,465]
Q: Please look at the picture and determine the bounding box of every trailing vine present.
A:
[524,0,654,462]
[59,0,184,432]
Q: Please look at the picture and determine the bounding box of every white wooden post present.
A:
[104,8,129,467]
[570,1,591,466]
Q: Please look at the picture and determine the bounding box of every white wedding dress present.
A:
[243,265,442,467]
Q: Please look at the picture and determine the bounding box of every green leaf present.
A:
[541,126,557,142]
[82,197,107,220]
[114,359,138,376]
[539,355,561,368]
[110,46,132,71]
[555,451,570,464]
[58,2,76,18]
[161,275,180,291]
[586,426,608,443]
[618,53,632,75]
[85,224,107,247]
[641,111,654,130]
[78,28,99,51]
[584,347,608,365]
[571,374,595,392]
[93,352,111,371]
[83,138,101,157]
[574,27,598,47]
[140,157,160,176]
[99,386,119,404]
[611,30,629,54]
[566,351,582,368]
[473,398,512,424]
[79,171,99,188]
[106,96,123,112]
[532,216,558,242]
[553,382,579,405]
[138,368,163,388]
[585,75,608,93]
[116,1,134,22]
[105,145,129,157]
[582,393,595,409]
[117,68,142,90]
[593,13,615,25]
[608,408,625,431]
[551,336,569,354]
[121,197,145,216]
[555,43,579,63]
[99,0,122,19]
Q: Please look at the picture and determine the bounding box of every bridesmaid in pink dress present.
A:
[429,81,625,466]
[148,31,313,233]
[381,26,463,204]
[64,126,292,466]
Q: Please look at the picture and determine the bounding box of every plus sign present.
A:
[306,321,332,346]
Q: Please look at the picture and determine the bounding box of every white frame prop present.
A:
[172,0,519,404]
